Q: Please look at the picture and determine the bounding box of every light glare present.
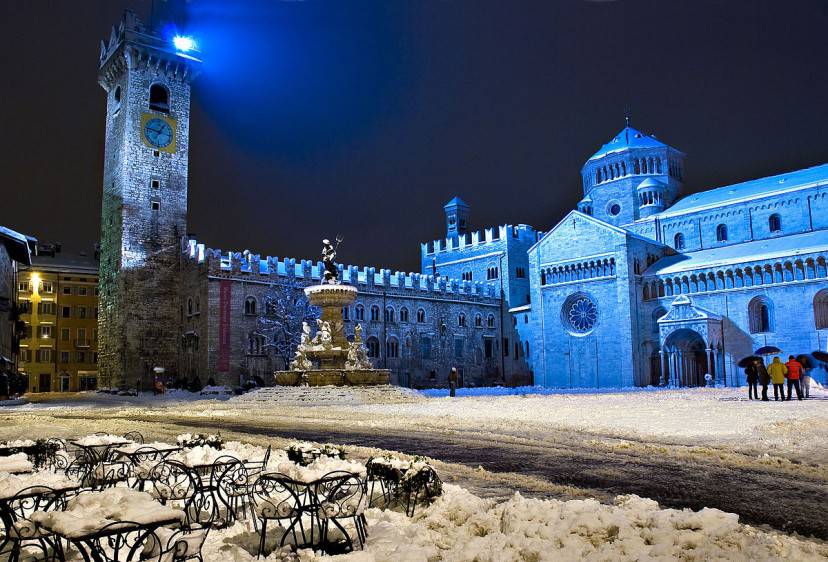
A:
[173,36,197,52]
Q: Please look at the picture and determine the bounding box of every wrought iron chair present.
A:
[365,457,400,509]
[122,431,145,445]
[0,485,70,562]
[126,446,167,491]
[399,465,442,517]
[210,456,252,527]
[315,471,368,554]
[249,474,306,557]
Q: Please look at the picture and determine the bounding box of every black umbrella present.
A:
[796,354,814,369]
[755,345,782,355]
[738,355,761,368]
[812,351,828,363]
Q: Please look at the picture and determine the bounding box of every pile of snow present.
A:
[0,453,33,473]
[420,385,658,398]
[169,444,269,467]
[31,489,184,539]
[74,434,131,447]
[233,385,424,406]
[0,398,27,407]
[199,385,234,396]
[267,456,367,483]
[0,439,36,448]
[0,470,77,500]
[113,441,181,455]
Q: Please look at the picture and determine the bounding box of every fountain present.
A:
[273,238,391,387]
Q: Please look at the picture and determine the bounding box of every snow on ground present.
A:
[202,484,828,561]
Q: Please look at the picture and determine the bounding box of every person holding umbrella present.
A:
[757,358,771,401]
[739,356,760,400]
[768,356,788,401]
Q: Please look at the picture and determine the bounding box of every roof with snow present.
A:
[660,163,828,217]
[645,230,828,276]
[444,196,470,209]
[0,226,36,265]
[587,126,671,161]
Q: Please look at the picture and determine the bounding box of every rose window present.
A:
[563,294,598,334]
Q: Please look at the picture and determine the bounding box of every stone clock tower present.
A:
[97,11,201,389]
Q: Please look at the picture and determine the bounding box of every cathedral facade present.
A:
[96,12,828,390]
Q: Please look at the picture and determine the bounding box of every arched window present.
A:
[187,298,193,316]
[248,333,265,355]
[341,306,350,321]
[384,307,395,322]
[244,297,257,315]
[814,289,828,329]
[475,313,483,328]
[113,86,122,108]
[386,337,399,359]
[366,337,380,358]
[487,314,495,328]
[149,84,170,113]
[354,304,365,321]
[716,224,728,242]
[399,307,409,323]
[416,308,426,323]
[656,158,662,174]
[652,307,667,333]
[370,305,380,322]
[769,213,782,233]
[458,313,467,327]
[195,297,200,313]
[674,233,685,250]
[748,296,774,333]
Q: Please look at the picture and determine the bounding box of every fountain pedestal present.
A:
[273,284,391,387]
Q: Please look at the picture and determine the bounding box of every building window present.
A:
[475,313,483,328]
[63,286,72,295]
[78,306,87,319]
[503,338,509,357]
[60,351,70,364]
[417,308,426,323]
[716,224,728,242]
[62,306,71,318]
[462,271,473,281]
[370,305,380,322]
[187,298,193,316]
[399,307,409,323]
[40,281,54,293]
[151,179,160,190]
[486,267,499,280]
[608,202,621,216]
[515,267,526,278]
[366,337,380,358]
[420,336,432,359]
[458,313,467,327]
[61,328,70,341]
[248,334,265,355]
[18,281,29,292]
[36,349,52,363]
[355,304,365,321]
[149,83,170,112]
[341,306,350,321]
[38,326,52,339]
[37,302,56,315]
[244,297,257,315]
[748,296,774,333]
[674,233,685,250]
[384,307,395,323]
[77,351,86,363]
[386,337,400,359]
[815,290,828,330]
[78,287,88,296]
[484,338,493,359]
[769,213,782,233]
[487,314,495,328]
[454,338,464,359]
[151,201,160,211]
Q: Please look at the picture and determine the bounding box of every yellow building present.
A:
[18,244,99,392]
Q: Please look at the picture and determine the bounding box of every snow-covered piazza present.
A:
[0,385,825,561]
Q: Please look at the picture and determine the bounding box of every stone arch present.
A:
[663,328,710,387]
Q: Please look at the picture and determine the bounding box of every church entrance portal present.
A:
[662,329,709,387]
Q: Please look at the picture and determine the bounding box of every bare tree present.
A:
[256,278,320,369]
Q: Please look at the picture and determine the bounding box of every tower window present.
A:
[674,233,685,250]
[716,224,728,242]
[149,84,170,113]
[608,203,621,216]
[151,179,160,190]
[151,201,160,211]
[153,150,160,158]
[113,86,121,104]
[769,213,782,233]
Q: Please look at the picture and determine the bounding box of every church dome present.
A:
[636,178,666,191]
[588,126,667,162]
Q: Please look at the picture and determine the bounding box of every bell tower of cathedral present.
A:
[578,122,684,226]
[96,11,201,389]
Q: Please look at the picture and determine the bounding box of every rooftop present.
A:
[645,230,828,276]
[587,126,672,161]
[659,162,828,217]
[444,196,470,209]
[0,226,36,265]
[26,244,99,275]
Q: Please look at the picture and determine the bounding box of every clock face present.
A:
[143,118,174,148]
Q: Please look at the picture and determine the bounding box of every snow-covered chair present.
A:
[249,473,305,556]
[0,485,69,562]
[315,471,368,554]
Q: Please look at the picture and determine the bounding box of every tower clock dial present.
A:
[143,118,173,148]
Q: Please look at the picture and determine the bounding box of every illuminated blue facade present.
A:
[521,126,828,388]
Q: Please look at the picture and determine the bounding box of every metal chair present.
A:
[249,474,306,557]
[315,471,368,554]
[0,485,70,562]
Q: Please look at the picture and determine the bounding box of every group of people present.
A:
[744,355,813,401]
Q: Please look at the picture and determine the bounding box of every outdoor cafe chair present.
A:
[210,456,252,527]
[314,471,368,554]
[249,473,306,557]
[0,485,70,562]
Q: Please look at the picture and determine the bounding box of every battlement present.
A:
[182,238,499,300]
[421,224,540,256]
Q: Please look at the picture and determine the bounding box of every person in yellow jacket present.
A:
[767,356,788,401]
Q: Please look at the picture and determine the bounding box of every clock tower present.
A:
[97,11,201,389]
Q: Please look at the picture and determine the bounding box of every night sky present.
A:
[2,1,827,271]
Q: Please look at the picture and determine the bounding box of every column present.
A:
[660,350,668,387]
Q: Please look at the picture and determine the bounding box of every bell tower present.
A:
[444,196,470,238]
[96,11,201,389]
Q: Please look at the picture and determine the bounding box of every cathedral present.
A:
[96,12,828,390]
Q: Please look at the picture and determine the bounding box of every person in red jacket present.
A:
[784,356,803,401]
